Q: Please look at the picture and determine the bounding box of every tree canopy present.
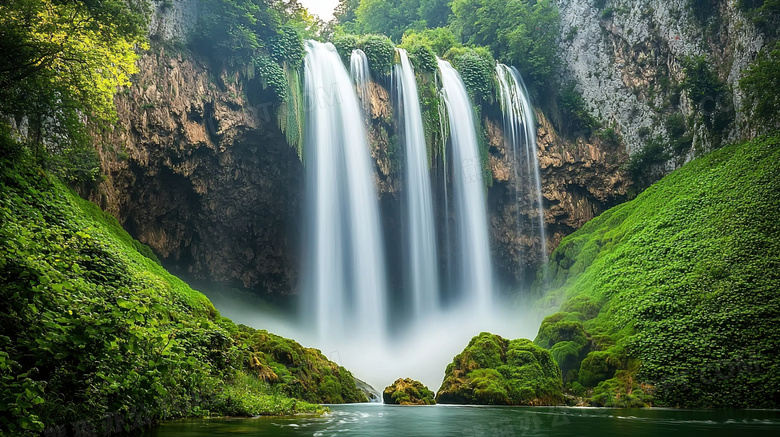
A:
[0,0,149,183]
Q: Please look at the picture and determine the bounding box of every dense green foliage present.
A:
[239,327,368,404]
[444,46,495,101]
[339,0,453,41]
[740,41,780,127]
[0,0,148,185]
[681,55,734,139]
[535,136,780,408]
[624,135,671,192]
[436,332,564,405]
[557,82,600,136]
[331,33,397,76]
[451,0,559,88]
[738,0,780,34]
[0,145,333,434]
[383,378,436,405]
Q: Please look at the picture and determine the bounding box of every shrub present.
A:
[740,41,780,126]
[268,25,304,66]
[445,46,495,100]
[358,34,396,76]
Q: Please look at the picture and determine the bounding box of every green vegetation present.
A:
[681,55,734,140]
[239,327,368,404]
[738,0,780,34]
[331,33,396,76]
[436,332,564,405]
[558,82,600,136]
[740,41,780,127]
[534,135,780,408]
[337,0,453,42]
[451,0,560,88]
[0,0,148,186]
[0,142,340,435]
[444,46,495,101]
[383,378,436,405]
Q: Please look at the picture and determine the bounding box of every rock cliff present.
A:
[556,0,768,154]
[94,46,304,296]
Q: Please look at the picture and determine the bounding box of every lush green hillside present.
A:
[0,140,365,435]
[534,136,780,408]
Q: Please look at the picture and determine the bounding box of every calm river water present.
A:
[151,403,780,436]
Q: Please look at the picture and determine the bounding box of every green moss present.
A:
[534,135,780,408]
[277,63,305,160]
[0,145,325,435]
[436,333,563,405]
[383,378,436,405]
[241,327,368,404]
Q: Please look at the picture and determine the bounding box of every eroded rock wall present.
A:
[94,46,304,296]
[556,0,766,153]
[487,112,629,285]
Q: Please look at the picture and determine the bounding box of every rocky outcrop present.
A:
[488,112,629,284]
[436,332,564,405]
[556,0,768,153]
[383,378,436,405]
[93,46,304,296]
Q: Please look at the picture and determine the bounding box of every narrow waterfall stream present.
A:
[437,58,494,313]
[302,40,388,344]
[394,49,439,317]
[495,64,548,263]
[350,48,371,109]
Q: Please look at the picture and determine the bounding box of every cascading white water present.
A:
[220,46,543,395]
[351,49,371,108]
[437,58,493,312]
[495,64,547,261]
[302,40,388,343]
[394,49,440,317]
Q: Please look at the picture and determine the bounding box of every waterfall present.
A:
[495,65,547,262]
[394,49,439,317]
[437,58,493,312]
[351,49,371,108]
[302,40,388,342]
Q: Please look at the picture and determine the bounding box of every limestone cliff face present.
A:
[94,46,304,295]
[487,112,628,284]
[556,0,767,153]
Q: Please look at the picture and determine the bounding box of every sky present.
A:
[298,0,339,21]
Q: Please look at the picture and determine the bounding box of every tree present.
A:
[451,0,560,88]
[0,0,148,182]
[419,0,453,28]
[355,0,424,42]
[740,41,780,126]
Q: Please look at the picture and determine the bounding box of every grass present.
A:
[534,135,780,408]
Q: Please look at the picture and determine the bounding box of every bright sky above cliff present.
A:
[298,0,338,21]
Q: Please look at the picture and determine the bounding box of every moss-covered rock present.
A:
[534,313,591,379]
[240,327,369,404]
[383,378,436,405]
[436,333,564,405]
[534,136,780,408]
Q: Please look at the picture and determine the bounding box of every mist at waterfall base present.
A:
[206,41,548,395]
